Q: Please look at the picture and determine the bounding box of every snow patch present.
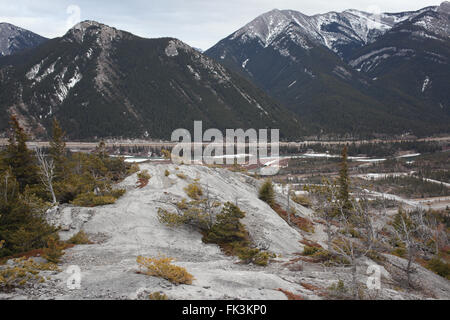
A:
[165,40,179,57]
[422,76,431,92]
[26,61,44,80]
[187,65,201,80]
[55,68,82,103]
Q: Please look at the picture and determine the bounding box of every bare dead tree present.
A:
[1,167,18,205]
[392,208,432,288]
[35,147,57,204]
[425,213,447,255]
[309,180,381,299]
[286,183,292,225]
[307,178,341,249]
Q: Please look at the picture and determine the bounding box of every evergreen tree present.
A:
[203,202,247,244]
[338,146,352,211]
[3,116,39,191]
[94,141,108,160]
[259,179,275,207]
[0,170,57,257]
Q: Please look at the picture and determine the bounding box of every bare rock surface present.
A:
[4,164,449,300]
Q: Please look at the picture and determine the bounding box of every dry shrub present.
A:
[136,256,194,285]
[300,239,322,248]
[149,292,169,300]
[184,182,203,200]
[277,288,304,300]
[0,257,59,291]
[272,204,315,233]
[282,259,303,271]
[136,170,151,188]
[176,173,187,180]
[300,282,328,297]
[292,194,312,208]
[300,282,321,292]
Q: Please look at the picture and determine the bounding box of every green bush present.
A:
[71,192,117,207]
[236,246,275,266]
[109,188,126,199]
[67,231,90,245]
[42,237,65,264]
[303,246,320,256]
[427,257,450,279]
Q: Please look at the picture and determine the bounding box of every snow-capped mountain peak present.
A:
[0,22,47,56]
[227,5,441,58]
[231,9,294,47]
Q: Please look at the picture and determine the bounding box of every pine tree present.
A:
[49,118,67,179]
[4,116,39,191]
[338,146,352,211]
[259,179,275,207]
[203,202,247,244]
[0,172,57,257]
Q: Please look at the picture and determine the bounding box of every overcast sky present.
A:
[0,0,442,49]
